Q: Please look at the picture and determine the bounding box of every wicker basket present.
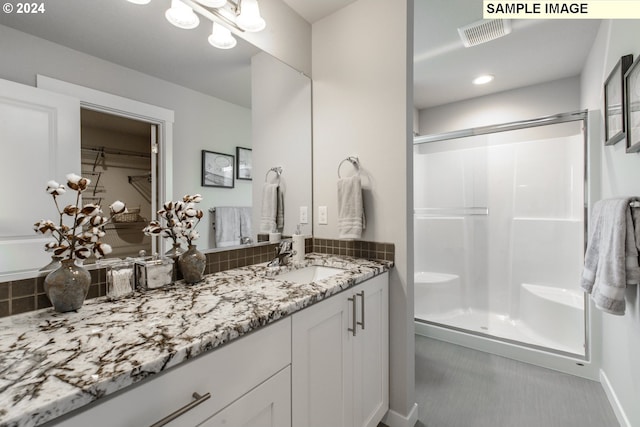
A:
[113,207,141,223]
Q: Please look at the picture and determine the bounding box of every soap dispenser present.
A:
[292,224,305,263]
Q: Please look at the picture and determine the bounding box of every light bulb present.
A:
[236,0,266,32]
[127,0,151,4]
[165,0,200,29]
[208,22,237,49]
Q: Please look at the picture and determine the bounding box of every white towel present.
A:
[260,183,279,233]
[337,175,365,239]
[581,198,640,315]
[214,207,241,248]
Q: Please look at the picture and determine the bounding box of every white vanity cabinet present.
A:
[291,272,389,427]
[51,318,291,427]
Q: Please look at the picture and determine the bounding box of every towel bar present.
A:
[338,156,360,178]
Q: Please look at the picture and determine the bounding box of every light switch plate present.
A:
[318,206,328,224]
[299,206,308,224]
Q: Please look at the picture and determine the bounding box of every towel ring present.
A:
[265,166,283,183]
[338,156,360,178]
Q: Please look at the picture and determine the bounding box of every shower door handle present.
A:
[348,295,357,336]
[356,291,365,330]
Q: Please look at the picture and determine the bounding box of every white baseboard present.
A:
[600,369,629,427]
[382,403,419,427]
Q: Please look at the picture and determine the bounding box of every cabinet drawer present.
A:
[50,318,292,427]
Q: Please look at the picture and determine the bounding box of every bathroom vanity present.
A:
[0,254,390,427]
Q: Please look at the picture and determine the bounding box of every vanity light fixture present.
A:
[165,0,200,29]
[236,0,266,32]
[208,22,237,49]
[195,0,227,7]
[473,74,494,85]
[127,0,266,49]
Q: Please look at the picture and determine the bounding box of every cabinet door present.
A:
[352,273,389,427]
[198,366,291,427]
[292,292,354,427]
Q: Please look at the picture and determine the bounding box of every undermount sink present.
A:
[273,265,345,284]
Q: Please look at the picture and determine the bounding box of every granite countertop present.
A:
[0,253,392,427]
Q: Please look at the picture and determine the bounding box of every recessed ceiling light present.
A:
[473,74,494,85]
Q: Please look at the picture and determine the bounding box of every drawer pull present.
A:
[347,296,357,336]
[149,392,211,427]
[356,291,365,330]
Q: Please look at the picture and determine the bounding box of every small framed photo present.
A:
[236,147,252,180]
[201,150,234,188]
[625,55,640,153]
[604,54,633,146]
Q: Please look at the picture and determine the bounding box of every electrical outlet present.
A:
[299,206,308,224]
[318,206,328,224]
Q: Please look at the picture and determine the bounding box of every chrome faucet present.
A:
[268,239,295,267]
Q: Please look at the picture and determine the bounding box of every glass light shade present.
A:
[208,22,237,49]
[127,0,151,4]
[236,0,266,32]
[194,0,227,7]
[165,0,200,29]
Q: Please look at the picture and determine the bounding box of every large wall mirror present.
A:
[0,0,312,276]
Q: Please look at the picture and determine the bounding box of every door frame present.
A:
[37,75,175,255]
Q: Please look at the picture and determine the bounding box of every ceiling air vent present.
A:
[457,19,512,48]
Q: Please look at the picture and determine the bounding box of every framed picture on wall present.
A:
[604,54,633,146]
[236,147,252,180]
[625,55,640,153]
[201,150,235,188]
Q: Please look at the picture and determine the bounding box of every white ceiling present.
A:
[0,1,602,111]
[414,0,601,110]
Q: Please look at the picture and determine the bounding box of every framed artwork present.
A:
[201,150,234,188]
[625,55,640,153]
[236,147,252,180]
[604,55,633,146]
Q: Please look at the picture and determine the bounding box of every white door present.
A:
[352,274,389,427]
[0,78,80,272]
[198,367,291,427]
[292,292,354,427]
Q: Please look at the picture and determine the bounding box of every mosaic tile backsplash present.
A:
[0,238,393,318]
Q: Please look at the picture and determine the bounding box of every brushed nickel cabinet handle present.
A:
[356,291,365,330]
[149,392,211,427]
[347,296,357,336]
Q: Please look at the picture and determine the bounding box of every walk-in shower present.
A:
[413,111,587,363]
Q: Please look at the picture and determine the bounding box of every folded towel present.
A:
[260,183,279,233]
[337,175,365,239]
[214,207,241,248]
[581,198,640,315]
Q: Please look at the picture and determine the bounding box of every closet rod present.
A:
[81,146,152,159]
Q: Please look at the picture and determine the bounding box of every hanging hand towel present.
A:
[260,183,278,233]
[214,207,241,248]
[276,186,285,232]
[581,197,640,315]
[337,175,365,239]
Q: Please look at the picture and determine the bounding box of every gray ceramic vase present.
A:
[165,242,184,282]
[44,259,91,312]
[178,245,206,284]
[40,255,63,272]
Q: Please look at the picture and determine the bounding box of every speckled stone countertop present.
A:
[0,254,392,427]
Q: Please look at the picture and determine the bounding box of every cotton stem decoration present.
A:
[143,194,204,245]
[33,173,126,261]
